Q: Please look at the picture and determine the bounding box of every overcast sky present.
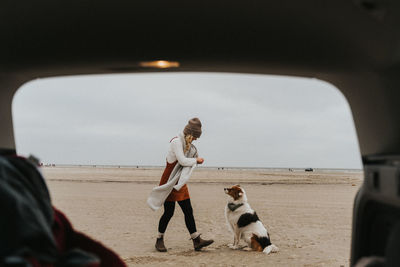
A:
[12,72,362,169]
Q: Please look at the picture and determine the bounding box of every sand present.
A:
[43,167,363,267]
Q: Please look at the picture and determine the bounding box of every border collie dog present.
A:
[224,185,279,254]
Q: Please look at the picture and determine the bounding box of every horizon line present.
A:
[40,163,363,171]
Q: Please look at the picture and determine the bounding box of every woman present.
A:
[155,118,214,252]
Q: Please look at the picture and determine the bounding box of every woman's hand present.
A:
[196,157,204,164]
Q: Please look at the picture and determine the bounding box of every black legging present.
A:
[158,199,197,234]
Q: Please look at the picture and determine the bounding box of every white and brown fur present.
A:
[224,185,279,254]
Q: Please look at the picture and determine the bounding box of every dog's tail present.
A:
[263,244,279,254]
[252,234,279,254]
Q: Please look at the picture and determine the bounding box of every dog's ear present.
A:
[234,184,241,188]
[233,187,243,200]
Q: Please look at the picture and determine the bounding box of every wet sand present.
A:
[43,167,362,266]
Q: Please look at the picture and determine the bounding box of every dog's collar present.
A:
[227,203,244,212]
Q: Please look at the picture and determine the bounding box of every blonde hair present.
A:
[184,134,194,153]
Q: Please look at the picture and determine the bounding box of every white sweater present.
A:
[166,133,197,167]
[147,133,198,211]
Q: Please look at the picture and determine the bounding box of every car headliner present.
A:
[1,0,400,159]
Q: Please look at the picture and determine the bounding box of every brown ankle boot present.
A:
[192,234,214,251]
[155,237,167,252]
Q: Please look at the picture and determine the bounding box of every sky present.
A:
[12,72,362,169]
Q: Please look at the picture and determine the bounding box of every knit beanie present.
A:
[183,118,202,138]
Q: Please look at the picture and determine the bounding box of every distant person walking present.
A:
[152,118,214,252]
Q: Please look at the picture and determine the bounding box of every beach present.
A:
[43,166,362,266]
